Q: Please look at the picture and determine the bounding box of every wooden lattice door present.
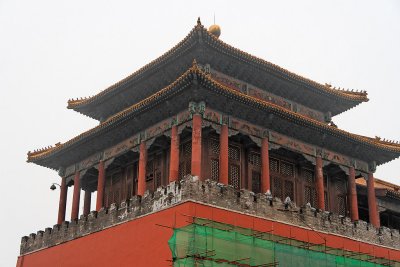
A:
[179,141,192,180]
[208,138,220,182]
[146,153,163,192]
[302,168,317,208]
[333,178,347,216]
[247,151,261,193]
[228,144,241,189]
[270,158,295,202]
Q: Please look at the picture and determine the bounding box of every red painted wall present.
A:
[16,201,400,266]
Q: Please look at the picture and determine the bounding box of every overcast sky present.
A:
[1,1,399,266]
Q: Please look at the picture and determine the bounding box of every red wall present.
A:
[17,202,400,266]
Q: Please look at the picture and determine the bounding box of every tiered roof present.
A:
[67,18,368,121]
[28,61,400,170]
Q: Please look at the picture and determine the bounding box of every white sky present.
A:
[0,0,399,265]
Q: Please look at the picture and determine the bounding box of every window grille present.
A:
[184,142,192,156]
[210,159,219,181]
[335,179,346,194]
[228,146,240,161]
[155,172,161,188]
[272,176,283,200]
[338,196,346,216]
[284,180,294,201]
[209,139,220,155]
[270,158,279,173]
[324,191,329,210]
[305,186,317,208]
[229,165,240,189]
[248,152,261,167]
[280,161,294,177]
[252,171,261,193]
[303,169,314,184]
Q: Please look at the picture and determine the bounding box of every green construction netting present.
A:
[168,219,398,267]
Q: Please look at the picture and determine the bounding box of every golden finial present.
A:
[208,13,221,38]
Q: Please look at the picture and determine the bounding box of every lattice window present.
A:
[127,182,132,199]
[270,158,279,173]
[272,176,283,200]
[305,186,317,208]
[209,139,220,155]
[248,152,261,167]
[284,180,294,201]
[155,172,161,188]
[335,179,346,194]
[179,142,192,180]
[252,171,261,193]
[338,196,346,216]
[228,145,240,161]
[146,159,154,178]
[324,191,329,210]
[183,142,192,156]
[210,159,219,181]
[229,165,240,189]
[303,169,314,184]
[280,161,294,177]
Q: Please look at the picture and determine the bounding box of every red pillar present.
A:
[71,171,81,221]
[169,125,180,182]
[219,124,229,185]
[57,176,68,224]
[96,160,105,211]
[348,166,359,221]
[367,172,380,227]
[261,138,270,193]
[315,155,325,210]
[83,191,91,216]
[191,114,202,178]
[137,141,147,196]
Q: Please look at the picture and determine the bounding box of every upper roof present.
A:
[67,18,368,121]
[28,63,399,170]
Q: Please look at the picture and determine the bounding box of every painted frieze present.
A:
[269,131,316,156]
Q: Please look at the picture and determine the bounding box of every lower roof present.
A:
[28,63,400,170]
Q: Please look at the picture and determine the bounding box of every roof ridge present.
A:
[67,20,204,109]
[202,29,369,102]
[68,20,368,112]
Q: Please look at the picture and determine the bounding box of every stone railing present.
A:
[20,176,400,255]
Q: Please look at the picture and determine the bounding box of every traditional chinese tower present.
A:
[18,19,400,267]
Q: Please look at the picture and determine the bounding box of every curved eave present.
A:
[67,20,368,119]
[29,66,398,169]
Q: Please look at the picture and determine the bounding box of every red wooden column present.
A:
[219,124,229,185]
[348,166,359,221]
[83,191,91,216]
[71,171,81,221]
[169,125,180,182]
[315,155,325,210]
[367,171,380,227]
[137,141,147,196]
[96,160,105,211]
[191,114,202,178]
[261,138,270,193]
[57,176,68,224]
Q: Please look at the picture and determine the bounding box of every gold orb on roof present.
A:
[208,24,221,38]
